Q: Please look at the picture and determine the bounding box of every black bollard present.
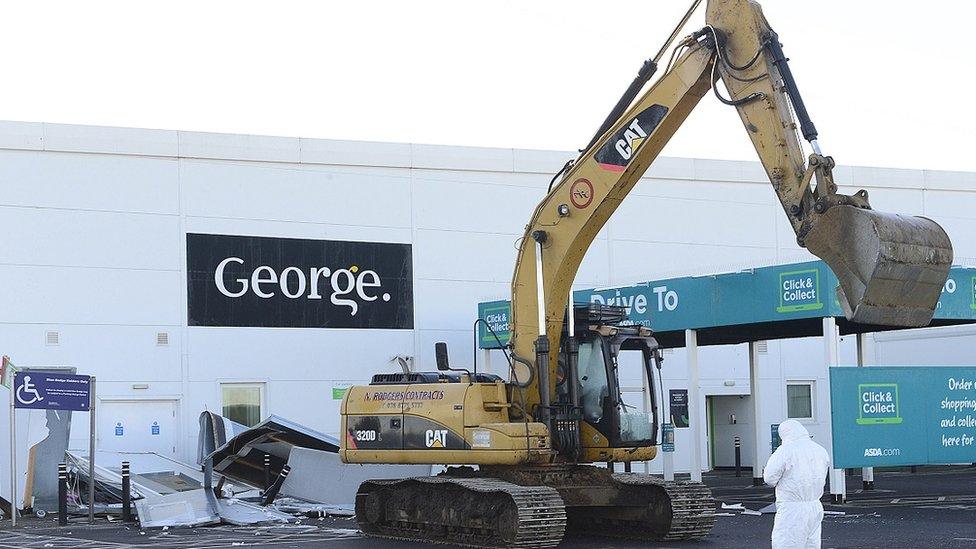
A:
[121,461,132,522]
[734,436,741,478]
[261,465,291,506]
[911,465,917,474]
[58,463,68,526]
[624,462,632,473]
[263,454,272,492]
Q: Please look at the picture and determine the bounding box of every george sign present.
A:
[669,389,690,428]
[332,387,349,400]
[830,367,976,468]
[187,233,414,329]
[771,423,781,452]
[13,372,91,410]
[661,423,675,452]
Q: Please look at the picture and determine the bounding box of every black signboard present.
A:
[187,233,413,329]
[670,389,690,428]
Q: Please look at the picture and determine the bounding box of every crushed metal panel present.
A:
[279,447,431,505]
[65,450,248,502]
[213,498,294,526]
[197,411,248,466]
[134,489,219,528]
[208,415,339,489]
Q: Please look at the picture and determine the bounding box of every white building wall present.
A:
[1,121,974,495]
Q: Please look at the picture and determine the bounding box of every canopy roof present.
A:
[477,261,976,349]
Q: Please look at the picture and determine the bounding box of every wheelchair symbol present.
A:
[16,375,44,406]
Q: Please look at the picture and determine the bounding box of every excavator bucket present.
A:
[803,206,952,328]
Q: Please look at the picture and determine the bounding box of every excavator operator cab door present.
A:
[574,334,656,448]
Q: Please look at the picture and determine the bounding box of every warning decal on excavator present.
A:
[594,104,668,172]
[570,178,594,209]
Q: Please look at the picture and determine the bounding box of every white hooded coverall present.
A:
[763,419,830,549]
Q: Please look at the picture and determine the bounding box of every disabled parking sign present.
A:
[13,372,91,411]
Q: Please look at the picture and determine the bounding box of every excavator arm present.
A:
[508,0,952,420]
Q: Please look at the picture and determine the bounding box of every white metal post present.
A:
[823,318,846,502]
[749,341,766,486]
[686,330,702,482]
[857,333,875,489]
[88,376,96,524]
[8,387,15,527]
[482,348,492,375]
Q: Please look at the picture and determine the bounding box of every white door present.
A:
[98,400,179,458]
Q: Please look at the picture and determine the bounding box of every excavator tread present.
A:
[608,473,716,541]
[355,476,566,548]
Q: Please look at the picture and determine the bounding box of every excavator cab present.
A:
[552,304,663,462]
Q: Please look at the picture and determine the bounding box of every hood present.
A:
[778,419,810,443]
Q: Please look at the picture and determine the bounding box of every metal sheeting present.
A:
[197,411,248,466]
[279,447,431,505]
[207,416,339,490]
[134,489,219,528]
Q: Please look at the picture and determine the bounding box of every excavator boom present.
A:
[509,0,953,411]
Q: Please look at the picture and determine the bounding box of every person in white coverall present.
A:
[763,419,830,549]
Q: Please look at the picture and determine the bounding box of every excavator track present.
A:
[587,473,716,541]
[447,465,716,542]
[355,476,566,548]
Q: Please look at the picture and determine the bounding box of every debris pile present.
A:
[60,411,430,528]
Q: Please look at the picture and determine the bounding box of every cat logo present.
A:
[614,119,648,161]
[425,429,449,448]
[594,104,668,172]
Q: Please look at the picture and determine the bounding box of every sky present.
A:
[2,0,974,171]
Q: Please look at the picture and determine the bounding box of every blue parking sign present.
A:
[13,372,91,411]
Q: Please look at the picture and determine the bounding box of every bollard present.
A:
[263,454,272,492]
[121,461,132,523]
[261,465,290,506]
[734,436,741,478]
[58,463,68,526]
[623,462,631,473]
[910,465,917,474]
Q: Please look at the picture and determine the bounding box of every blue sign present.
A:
[151,422,160,435]
[661,423,675,452]
[830,367,976,468]
[478,262,976,349]
[115,423,124,436]
[771,424,781,452]
[13,372,91,411]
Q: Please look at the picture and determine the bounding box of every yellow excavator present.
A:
[339,0,953,545]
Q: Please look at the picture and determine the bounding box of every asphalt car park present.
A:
[2,467,975,549]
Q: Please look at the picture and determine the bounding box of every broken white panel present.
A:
[134,489,219,528]
[279,447,431,505]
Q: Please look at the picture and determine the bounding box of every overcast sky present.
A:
[3,1,974,171]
